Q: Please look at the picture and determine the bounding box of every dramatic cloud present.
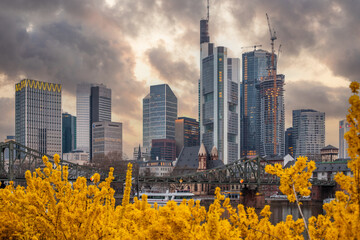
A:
[0,0,357,155]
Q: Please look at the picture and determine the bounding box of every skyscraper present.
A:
[257,74,285,157]
[200,41,240,164]
[15,79,62,156]
[240,50,273,157]
[339,119,351,159]
[293,109,325,159]
[62,113,76,154]
[142,84,178,149]
[175,117,200,156]
[90,84,111,159]
[76,83,91,153]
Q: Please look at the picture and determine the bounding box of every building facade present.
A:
[90,84,111,159]
[292,109,325,159]
[339,119,351,159]
[15,79,62,156]
[175,117,199,157]
[200,42,240,164]
[150,139,176,161]
[76,83,92,153]
[92,121,122,159]
[257,74,285,157]
[62,113,76,154]
[142,84,178,149]
[240,50,272,157]
[285,127,294,157]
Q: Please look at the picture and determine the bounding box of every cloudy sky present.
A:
[0,0,357,157]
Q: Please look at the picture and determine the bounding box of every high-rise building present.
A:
[76,83,92,153]
[175,117,199,156]
[257,74,285,157]
[292,109,325,159]
[90,84,111,159]
[199,20,240,165]
[15,79,62,156]
[92,121,122,159]
[339,119,351,159]
[142,84,178,149]
[200,47,240,164]
[285,127,294,157]
[151,139,176,161]
[62,113,76,154]
[240,50,273,157]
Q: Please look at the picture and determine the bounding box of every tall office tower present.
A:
[257,74,285,157]
[15,79,62,156]
[339,119,351,159]
[90,84,111,159]
[76,83,92,153]
[285,127,294,157]
[292,109,325,159]
[142,84,178,149]
[200,43,240,164]
[240,50,273,157]
[92,121,122,159]
[175,117,200,156]
[62,113,76,154]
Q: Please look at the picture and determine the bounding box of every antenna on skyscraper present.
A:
[207,0,210,21]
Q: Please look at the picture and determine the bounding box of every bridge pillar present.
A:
[240,186,265,209]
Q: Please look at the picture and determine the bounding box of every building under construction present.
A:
[257,74,285,157]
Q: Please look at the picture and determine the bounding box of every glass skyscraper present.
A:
[142,84,178,149]
[76,83,91,153]
[240,50,272,157]
[292,109,325,159]
[257,74,285,157]
[90,84,111,159]
[200,43,240,164]
[15,79,62,156]
[62,113,76,154]
[92,121,122,159]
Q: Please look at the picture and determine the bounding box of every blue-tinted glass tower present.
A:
[200,42,240,164]
[240,50,272,157]
[142,84,178,149]
[62,113,76,154]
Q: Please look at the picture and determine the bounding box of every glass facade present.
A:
[240,50,272,157]
[293,109,325,159]
[90,84,111,159]
[92,121,122,159]
[15,79,62,156]
[200,42,240,164]
[257,74,285,156]
[175,117,199,156]
[62,113,76,154]
[76,83,91,153]
[142,84,178,149]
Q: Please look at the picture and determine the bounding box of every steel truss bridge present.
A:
[0,141,335,187]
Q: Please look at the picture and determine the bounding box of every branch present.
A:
[292,184,311,240]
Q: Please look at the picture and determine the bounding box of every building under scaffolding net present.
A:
[257,74,285,157]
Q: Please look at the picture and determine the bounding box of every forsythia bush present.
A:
[0,82,359,239]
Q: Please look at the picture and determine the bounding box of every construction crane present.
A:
[241,44,262,51]
[266,13,278,155]
[276,44,282,67]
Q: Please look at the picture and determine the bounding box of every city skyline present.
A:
[0,0,355,157]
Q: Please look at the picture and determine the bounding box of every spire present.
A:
[198,143,207,156]
[210,146,218,157]
[137,144,141,161]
